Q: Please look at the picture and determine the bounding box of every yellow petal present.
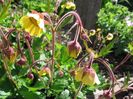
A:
[75,68,83,82]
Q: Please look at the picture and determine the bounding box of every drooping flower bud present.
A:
[38,66,51,78]
[82,67,100,86]
[27,73,34,80]
[67,40,82,58]
[6,47,14,56]
[75,67,84,82]
[16,55,27,66]
[25,33,32,42]
[4,47,17,63]
[106,33,113,40]
[58,70,64,77]
[75,66,100,86]
[80,33,89,41]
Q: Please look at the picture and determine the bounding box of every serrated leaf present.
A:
[98,40,115,57]
[19,87,45,99]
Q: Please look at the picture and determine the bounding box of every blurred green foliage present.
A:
[97,2,133,54]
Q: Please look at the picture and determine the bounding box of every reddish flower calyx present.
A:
[58,70,64,77]
[27,73,34,80]
[67,40,82,58]
[17,56,27,66]
[80,33,89,41]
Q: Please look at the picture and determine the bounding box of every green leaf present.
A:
[19,87,45,99]
[98,40,115,57]
[77,91,86,99]
[0,1,11,21]
[0,90,11,99]
[26,77,48,91]
[51,79,68,93]
[58,89,70,99]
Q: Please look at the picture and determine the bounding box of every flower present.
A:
[75,67,84,81]
[38,66,51,78]
[67,40,82,58]
[61,2,76,10]
[75,67,100,86]
[96,28,101,32]
[16,55,27,66]
[80,33,89,41]
[106,33,113,40]
[89,29,96,36]
[4,47,17,63]
[20,13,45,37]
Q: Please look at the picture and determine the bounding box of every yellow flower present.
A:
[38,66,51,78]
[96,28,101,32]
[106,33,113,40]
[75,67,84,81]
[20,13,45,37]
[89,29,96,36]
[61,2,76,10]
[67,40,82,58]
[75,67,100,86]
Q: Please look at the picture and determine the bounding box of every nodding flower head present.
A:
[17,56,27,66]
[38,66,51,78]
[80,33,89,41]
[20,12,45,37]
[75,66,100,86]
[4,47,17,63]
[67,40,82,58]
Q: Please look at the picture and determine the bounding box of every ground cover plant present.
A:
[0,0,133,99]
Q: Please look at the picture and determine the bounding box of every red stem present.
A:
[113,53,131,72]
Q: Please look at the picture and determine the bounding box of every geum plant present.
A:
[0,3,129,99]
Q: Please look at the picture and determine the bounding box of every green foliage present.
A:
[97,2,133,52]
[0,0,11,22]
[98,40,115,57]
[0,0,132,99]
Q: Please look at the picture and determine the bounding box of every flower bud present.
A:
[38,66,51,78]
[67,40,82,58]
[106,33,113,40]
[27,73,34,80]
[6,47,14,56]
[75,67,84,82]
[25,33,32,42]
[61,2,76,10]
[16,56,27,66]
[4,47,17,63]
[58,70,64,77]
[81,33,88,41]
[75,67,100,86]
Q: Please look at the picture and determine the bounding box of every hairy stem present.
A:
[113,53,131,72]
[49,28,56,84]
[74,82,83,99]
[96,58,115,89]
[2,55,18,90]
[24,33,34,71]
